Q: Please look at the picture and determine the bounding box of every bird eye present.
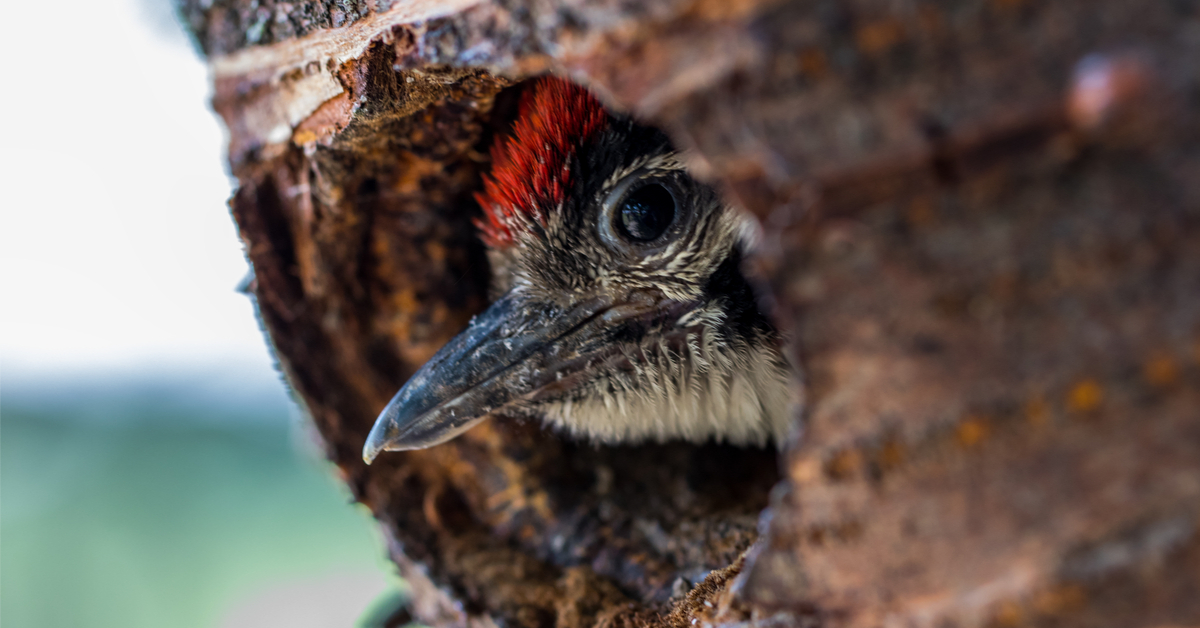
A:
[598,169,690,254]
[615,183,676,242]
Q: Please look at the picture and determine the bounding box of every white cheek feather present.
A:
[539,329,796,447]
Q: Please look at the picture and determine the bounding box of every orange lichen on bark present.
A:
[1067,379,1104,414]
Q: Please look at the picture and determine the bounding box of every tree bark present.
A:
[184,0,1200,626]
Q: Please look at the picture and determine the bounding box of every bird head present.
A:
[363,77,794,462]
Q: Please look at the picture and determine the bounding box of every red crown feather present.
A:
[474,77,608,248]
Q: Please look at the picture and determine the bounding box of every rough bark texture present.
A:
[185,0,1200,626]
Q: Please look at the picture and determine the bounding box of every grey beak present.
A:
[363,291,658,462]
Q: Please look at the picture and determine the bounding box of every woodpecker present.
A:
[363,77,794,462]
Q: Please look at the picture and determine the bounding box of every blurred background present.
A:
[0,1,399,626]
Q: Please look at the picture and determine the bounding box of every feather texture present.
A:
[474,77,608,248]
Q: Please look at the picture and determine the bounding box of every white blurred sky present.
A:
[0,0,279,386]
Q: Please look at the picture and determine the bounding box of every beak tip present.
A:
[362,414,395,465]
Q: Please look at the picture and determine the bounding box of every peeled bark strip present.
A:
[186,0,1200,626]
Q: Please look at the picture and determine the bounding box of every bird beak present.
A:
[363,290,669,462]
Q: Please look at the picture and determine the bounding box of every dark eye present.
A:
[616,183,676,242]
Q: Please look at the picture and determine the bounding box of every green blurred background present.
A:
[0,0,400,625]
[1,377,399,628]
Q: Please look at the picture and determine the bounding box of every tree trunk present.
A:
[183,0,1200,626]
